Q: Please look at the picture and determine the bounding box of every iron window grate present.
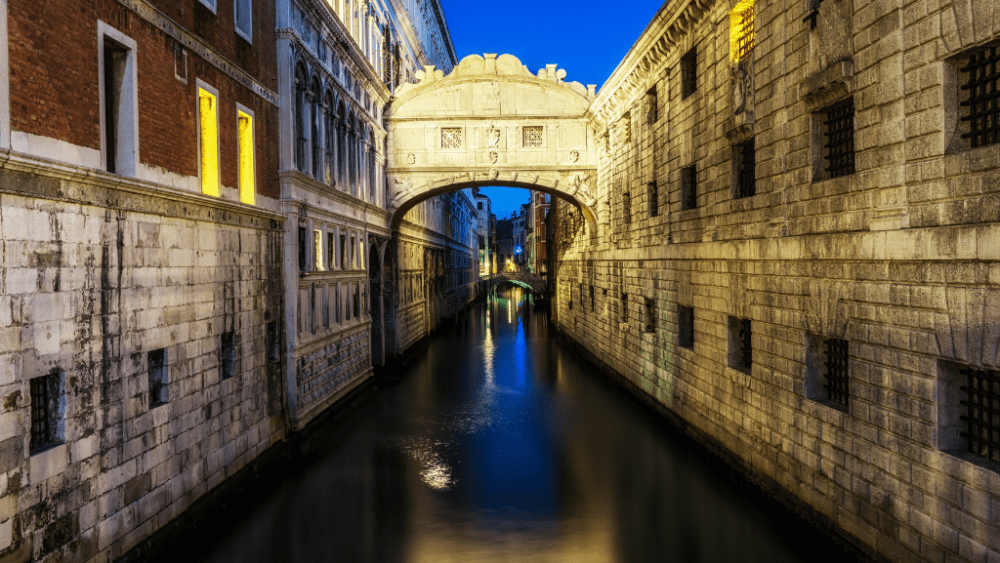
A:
[649,182,659,217]
[523,126,544,147]
[960,44,1000,149]
[823,338,850,407]
[736,140,756,198]
[681,166,698,210]
[735,2,755,61]
[737,318,753,371]
[823,98,855,178]
[29,376,51,453]
[441,128,462,149]
[960,367,1000,464]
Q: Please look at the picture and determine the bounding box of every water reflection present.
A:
[190,286,840,563]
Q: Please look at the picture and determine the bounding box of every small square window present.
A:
[681,165,698,210]
[441,128,462,149]
[728,316,752,373]
[523,126,544,147]
[938,362,1000,464]
[678,306,694,349]
[29,370,64,454]
[681,48,697,99]
[148,349,168,409]
[221,331,237,380]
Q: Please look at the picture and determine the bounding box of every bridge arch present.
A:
[385,54,599,225]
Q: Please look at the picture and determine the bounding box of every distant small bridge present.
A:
[480,272,547,295]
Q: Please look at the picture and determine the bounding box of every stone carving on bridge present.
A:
[386,53,600,225]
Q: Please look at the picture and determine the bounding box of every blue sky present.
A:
[438,0,666,218]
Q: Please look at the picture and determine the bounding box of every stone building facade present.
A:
[551,0,1000,561]
[0,0,286,560]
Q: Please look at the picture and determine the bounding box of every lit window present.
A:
[238,108,256,204]
[234,0,252,43]
[198,86,220,197]
[314,230,324,271]
[729,0,755,63]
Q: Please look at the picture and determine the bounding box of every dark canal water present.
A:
[189,286,854,563]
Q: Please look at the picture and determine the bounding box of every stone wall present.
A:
[553,0,1000,561]
[0,162,286,562]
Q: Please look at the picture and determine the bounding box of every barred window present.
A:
[30,371,63,454]
[728,317,752,373]
[960,367,1000,464]
[681,48,697,99]
[735,140,756,199]
[678,306,694,349]
[959,43,1000,149]
[523,126,543,147]
[823,339,850,407]
[729,0,755,63]
[646,86,658,124]
[681,165,698,210]
[649,182,659,217]
[644,298,656,333]
[221,331,237,380]
[822,98,855,178]
[441,128,462,149]
[148,349,168,409]
[622,191,631,225]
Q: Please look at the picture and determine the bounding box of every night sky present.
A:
[437,0,666,218]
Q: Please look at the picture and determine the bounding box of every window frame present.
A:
[148,349,169,409]
[234,0,253,44]
[97,21,139,177]
[236,103,257,205]
[198,0,218,14]
[681,48,697,99]
[196,80,222,197]
[0,0,10,150]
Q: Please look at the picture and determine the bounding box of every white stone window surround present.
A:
[234,0,252,44]
[0,0,10,149]
[195,79,222,196]
[98,21,140,178]
[236,101,256,201]
[198,0,217,14]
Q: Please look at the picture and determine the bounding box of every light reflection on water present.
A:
[187,286,846,563]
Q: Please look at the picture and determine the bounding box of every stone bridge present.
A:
[480,272,547,295]
[385,54,599,225]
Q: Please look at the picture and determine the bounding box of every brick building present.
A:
[551,0,1000,561]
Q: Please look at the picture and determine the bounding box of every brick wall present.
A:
[553,0,1000,561]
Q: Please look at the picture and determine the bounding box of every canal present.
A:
[178,286,857,563]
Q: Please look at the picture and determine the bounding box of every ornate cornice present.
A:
[589,0,718,131]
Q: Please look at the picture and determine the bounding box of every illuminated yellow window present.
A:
[314,230,324,271]
[198,87,220,197]
[730,0,755,63]
[238,109,256,205]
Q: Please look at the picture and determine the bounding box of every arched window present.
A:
[337,102,348,189]
[310,77,322,180]
[325,91,336,186]
[294,63,309,173]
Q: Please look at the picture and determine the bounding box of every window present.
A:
[353,283,360,318]
[821,98,855,179]
[314,230,324,270]
[198,83,221,196]
[648,182,659,217]
[237,106,256,204]
[681,165,697,210]
[678,306,694,349]
[221,331,237,380]
[589,286,595,311]
[340,233,348,269]
[328,232,336,269]
[622,191,631,225]
[234,0,252,43]
[681,48,697,99]
[958,43,1000,149]
[198,0,217,13]
[0,0,9,150]
[621,293,628,323]
[729,0,755,63]
[523,126,544,147]
[298,227,308,271]
[29,370,64,454]
[174,44,188,84]
[938,362,1000,464]
[644,298,656,333]
[148,349,168,409]
[99,23,138,177]
[735,139,756,199]
[824,338,850,406]
[442,128,462,149]
[728,316,752,373]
